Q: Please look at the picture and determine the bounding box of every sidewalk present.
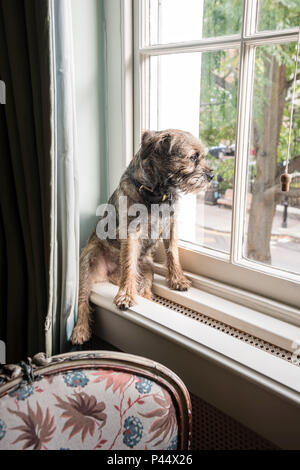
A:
[197,203,300,240]
[194,201,300,273]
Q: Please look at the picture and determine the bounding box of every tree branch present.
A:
[286,71,300,89]
[285,93,300,103]
[212,73,235,93]
[288,155,300,173]
[200,101,227,107]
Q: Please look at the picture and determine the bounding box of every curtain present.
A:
[48,0,79,355]
[0,0,54,362]
[0,0,79,362]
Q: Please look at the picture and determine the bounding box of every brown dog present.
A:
[70,129,213,344]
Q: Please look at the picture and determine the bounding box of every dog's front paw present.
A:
[168,275,191,292]
[70,324,91,345]
[114,290,136,310]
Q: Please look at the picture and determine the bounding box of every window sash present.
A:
[133,0,300,312]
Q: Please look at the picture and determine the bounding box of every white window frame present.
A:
[133,0,300,319]
[93,4,300,445]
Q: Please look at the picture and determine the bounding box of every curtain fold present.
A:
[49,0,79,355]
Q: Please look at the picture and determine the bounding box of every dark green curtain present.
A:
[0,0,53,362]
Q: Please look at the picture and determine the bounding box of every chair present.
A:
[0,351,192,450]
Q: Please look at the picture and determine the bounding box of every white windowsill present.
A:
[90,281,300,397]
[90,280,300,448]
[152,274,300,353]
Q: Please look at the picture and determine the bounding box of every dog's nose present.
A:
[207,171,214,181]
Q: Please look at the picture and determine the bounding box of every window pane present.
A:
[244,43,300,275]
[149,49,239,253]
[257,0,300,32]
[149,0,243,45]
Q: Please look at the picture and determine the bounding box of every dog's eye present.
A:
[190,153,199,162]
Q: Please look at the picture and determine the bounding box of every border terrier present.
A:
[71,129,213,344]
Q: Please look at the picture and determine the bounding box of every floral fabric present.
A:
[0,368,178,450]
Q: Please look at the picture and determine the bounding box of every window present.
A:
[134,0,300,310]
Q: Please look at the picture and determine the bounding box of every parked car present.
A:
[208,144,235,159]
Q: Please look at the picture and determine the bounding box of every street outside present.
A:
[193,202,300,275]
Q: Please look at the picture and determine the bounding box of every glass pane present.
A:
[257,0,300,32]
[149,0,243,45]
[150,49,240,253]
[244,43,300,275]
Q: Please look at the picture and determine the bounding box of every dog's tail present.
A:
[70,234,101,345]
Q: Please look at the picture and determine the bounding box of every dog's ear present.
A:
[141,130,156,147]
[140,130,173,158]
[140,130,157,159]
[158,133,172,155]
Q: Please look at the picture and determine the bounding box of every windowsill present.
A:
[151,272,300,353]
[90,280,300,448]
[90,280,300,396]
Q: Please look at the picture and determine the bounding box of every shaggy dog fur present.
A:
[71,129,213,344]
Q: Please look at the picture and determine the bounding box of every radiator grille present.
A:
[153,294,300,367]
[190,393,278,450]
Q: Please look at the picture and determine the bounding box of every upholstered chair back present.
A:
[0,351,192,450]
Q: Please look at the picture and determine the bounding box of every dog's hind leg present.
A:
[108,271,120,286]
[70,235,107,345]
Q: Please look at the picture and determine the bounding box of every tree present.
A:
[248,48,288,261]
[200,0,300,264]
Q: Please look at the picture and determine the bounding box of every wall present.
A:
[71,0,107,247]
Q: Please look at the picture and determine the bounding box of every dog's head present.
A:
[139,129,213,193]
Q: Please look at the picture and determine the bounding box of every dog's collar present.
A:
[128,171,173,204]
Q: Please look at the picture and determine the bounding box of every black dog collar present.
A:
[128,172,173,204]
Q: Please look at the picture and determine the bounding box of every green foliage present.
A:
[199,1,242,192]
[253,43,300,166]
[199,1,241,149]
[199,50,239,148]
[202,0,243,38]
[206,155,235,194]
[217,159,235,194]
[199,0,300,195]
[258,0,300,32]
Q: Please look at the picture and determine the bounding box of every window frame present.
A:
[133,0,300,315]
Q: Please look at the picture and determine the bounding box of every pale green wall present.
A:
[71,0,107,248]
